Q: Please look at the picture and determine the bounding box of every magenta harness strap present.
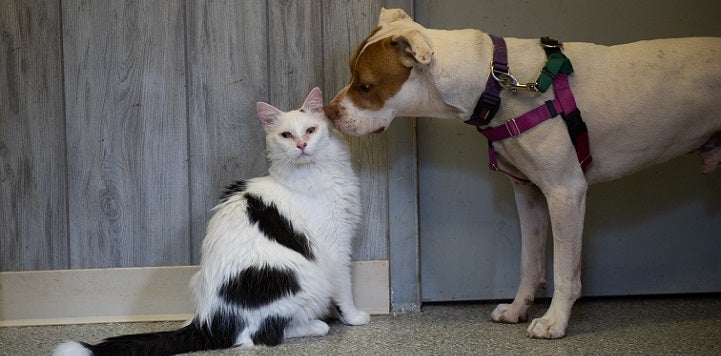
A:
[469,35,592,183]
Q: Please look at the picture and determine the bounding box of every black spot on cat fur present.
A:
[219,265,301,308]
[245,193,315,261]
[206,310,243,347]
[219,180,247,203]
[251,315,291,346]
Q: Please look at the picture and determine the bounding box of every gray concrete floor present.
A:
[2,294,720,356]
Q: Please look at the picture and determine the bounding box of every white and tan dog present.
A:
[325,8,721,339]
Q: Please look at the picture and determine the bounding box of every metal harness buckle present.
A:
[505,118,521,137]
[540,36,563,49]
[489,62,539,93]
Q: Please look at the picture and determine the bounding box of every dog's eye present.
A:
[358,83,372,92]
[280,132,293,139]
[306,127,316,135]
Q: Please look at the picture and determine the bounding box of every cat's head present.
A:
[256,87,335,167]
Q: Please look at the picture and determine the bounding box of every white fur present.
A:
[52,341,92,356]
[191,87,368,346]
[327,8,721,339]
[285,319,331,339]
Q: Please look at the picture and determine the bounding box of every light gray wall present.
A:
[417,0,721,44]
[415,0,721,301]
[0,0,392,271]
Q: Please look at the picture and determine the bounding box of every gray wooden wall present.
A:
[0,0,393,271]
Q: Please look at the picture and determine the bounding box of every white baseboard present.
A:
[0,260,389,327]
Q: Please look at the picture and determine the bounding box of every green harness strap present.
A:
[536,51,574,93]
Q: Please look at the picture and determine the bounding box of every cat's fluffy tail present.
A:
[51,317,237,356]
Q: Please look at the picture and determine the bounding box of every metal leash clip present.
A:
[490,62,539,93]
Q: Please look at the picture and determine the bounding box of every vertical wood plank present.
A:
[186,1,269,264]
[63,0,189,268]
[267,0,323,107]
[322,0,388,260]
[0,0,68,271]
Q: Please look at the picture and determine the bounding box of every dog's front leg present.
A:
[491,182,549,324]
[527,179,587,339]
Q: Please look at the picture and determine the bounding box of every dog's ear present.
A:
[378,8,412,26]
[392,30,433,66]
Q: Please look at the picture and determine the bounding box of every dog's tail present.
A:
[51,316,239,356]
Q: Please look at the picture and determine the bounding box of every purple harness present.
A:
[465,35,592,183]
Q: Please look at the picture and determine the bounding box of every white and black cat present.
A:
[53,87,369,355]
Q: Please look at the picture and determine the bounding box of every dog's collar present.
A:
[464,34,507,127]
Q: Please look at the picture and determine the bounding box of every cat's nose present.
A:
[297,142,307,150]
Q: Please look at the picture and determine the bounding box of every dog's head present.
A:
[325,8,437,136]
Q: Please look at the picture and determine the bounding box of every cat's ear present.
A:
[257,102,282,130]
[301,87,324,114]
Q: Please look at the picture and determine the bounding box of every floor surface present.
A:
[2,294,720,355]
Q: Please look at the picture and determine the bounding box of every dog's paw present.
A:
[491,303,527,323]
[339,309,371,326]
[527,317,566,339]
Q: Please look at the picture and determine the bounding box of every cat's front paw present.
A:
[339,309,370,326]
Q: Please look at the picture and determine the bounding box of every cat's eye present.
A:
[280,132,293,139]
[306,127,316,135]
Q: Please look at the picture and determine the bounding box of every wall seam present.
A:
[58,0,72,270]
[182,0,194,264]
